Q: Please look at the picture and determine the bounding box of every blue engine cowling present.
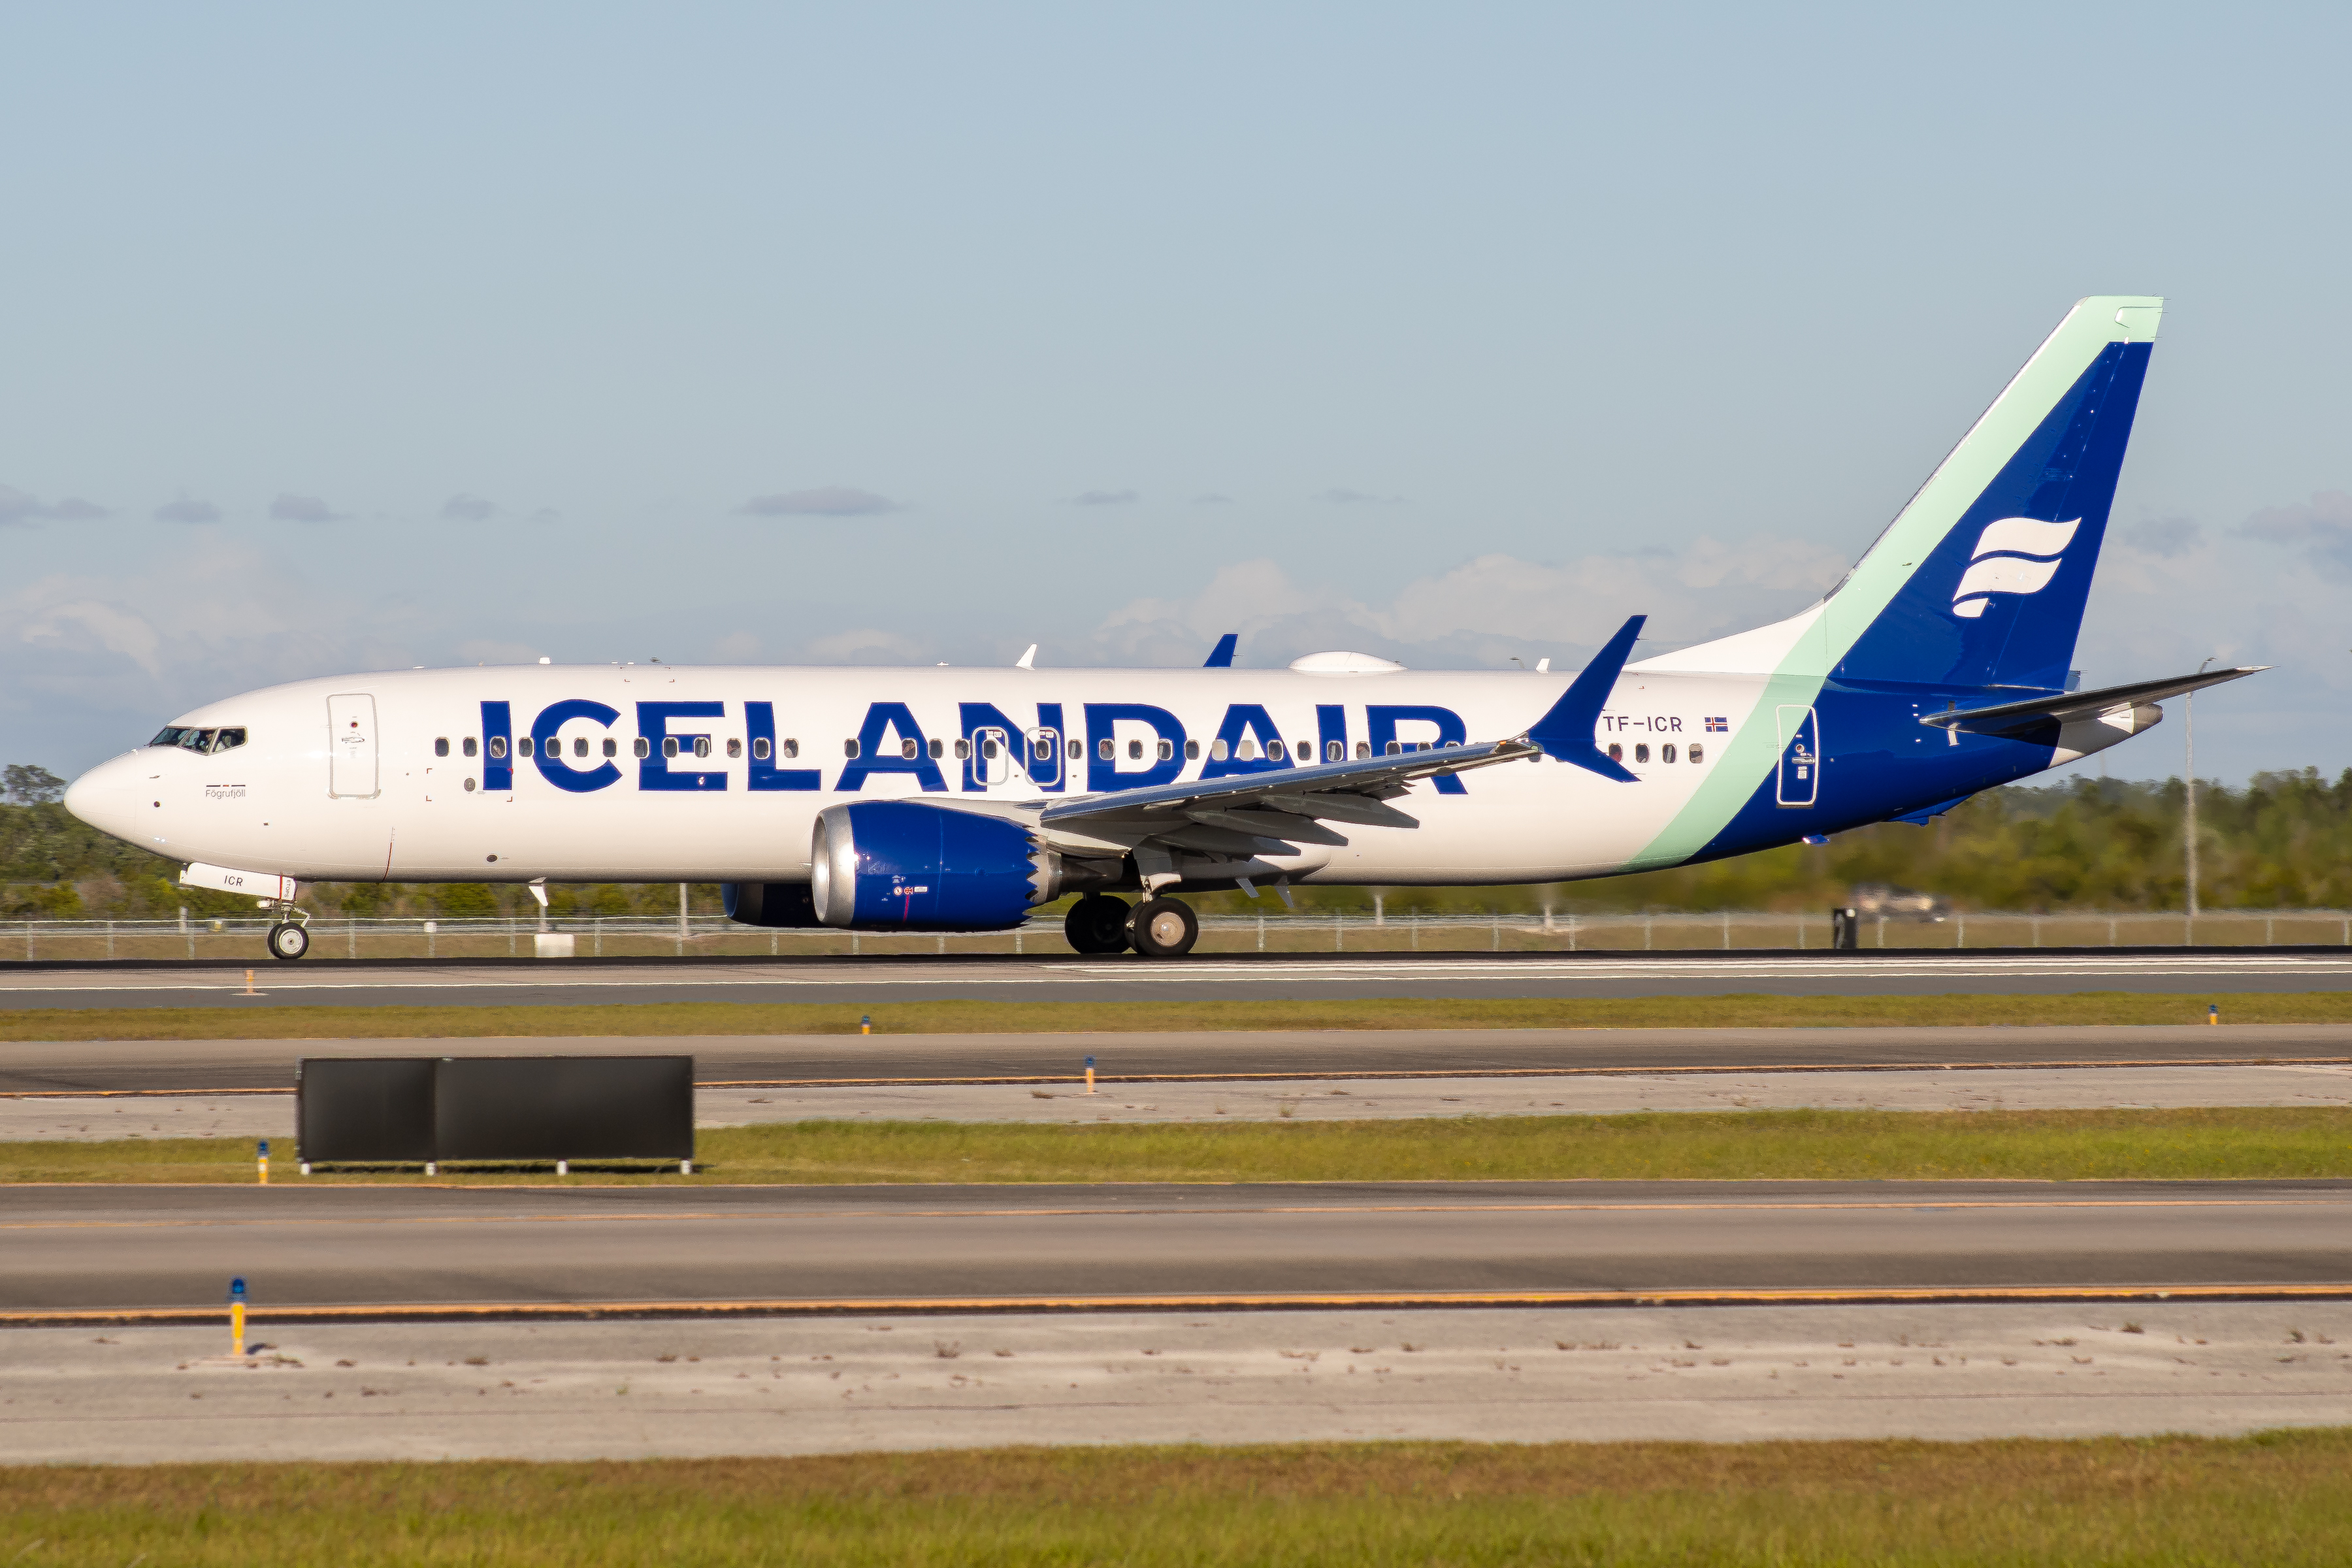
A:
[809,802,1044,931]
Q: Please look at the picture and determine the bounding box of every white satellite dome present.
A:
[1287,651,1407,674]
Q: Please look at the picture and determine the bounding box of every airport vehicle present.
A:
[65,296,2259,960]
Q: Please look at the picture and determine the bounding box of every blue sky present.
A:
[4,3,2348,782]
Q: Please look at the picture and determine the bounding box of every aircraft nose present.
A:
[64,753,152,841]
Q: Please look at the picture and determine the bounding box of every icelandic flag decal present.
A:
[1704,717,1729,734]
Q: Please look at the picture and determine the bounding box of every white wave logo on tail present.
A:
[1950,516,2080,619]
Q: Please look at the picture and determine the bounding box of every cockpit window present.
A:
[149,727,246,754]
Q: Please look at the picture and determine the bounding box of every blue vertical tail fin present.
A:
[1639,297,2161,691]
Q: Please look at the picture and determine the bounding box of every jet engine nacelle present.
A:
[808,801,1047,932]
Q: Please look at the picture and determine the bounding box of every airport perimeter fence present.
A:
[8,907,2352,962]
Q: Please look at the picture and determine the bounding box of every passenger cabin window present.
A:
[434,737,449,757]
[1156,738,1174,762]
[1356,742,1370,759]
[1634,743,1650,764]
[602,738,617,758]
[783,738,799,759]
[1661,743,1677,764]
[900,738,917,759]
[1607,743,1622,762]
[1326,741,1343,762]
[1126,739,1143,760]
[726,738,742,759]
[752,738,771,761]
[518,737,535,759]
[1098,738,1113,761]
[845,738,862,759]
[926,738,942,759]
[954,738,972,760]
[1384,740,1401,756]
[1267,740,1286,761]
[664,738,680,759]
[694,737,712,759]
[1184,740,1200,760]
[634,738,651,759]
[463,737,478,757]
[488,737,508,759]
[1688,743,1705,764]
[1067,738,1081,760]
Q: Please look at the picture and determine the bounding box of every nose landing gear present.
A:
[259,900,312,960]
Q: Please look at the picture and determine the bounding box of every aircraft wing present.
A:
[1037,737,1539,850]
[1919,665,2267,738]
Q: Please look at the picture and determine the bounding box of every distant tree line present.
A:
[1,768,2347,919]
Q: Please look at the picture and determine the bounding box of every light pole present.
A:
[2185,657,2216,921]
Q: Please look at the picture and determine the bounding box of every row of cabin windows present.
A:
[434,734,807,761]
[1605,742,1703,765]
[423,728,1531,768]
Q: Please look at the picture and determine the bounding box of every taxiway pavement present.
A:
[7,1181,2347,1314]
[7,1301,2346,1462]
[6,1023,2346,1095]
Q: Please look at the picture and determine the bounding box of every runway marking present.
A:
[7,1281,2351,1327]
[10,1058,2352,1098]
[4,1195,2342,1232]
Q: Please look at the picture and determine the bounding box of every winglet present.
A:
[1203,633,1238,668]
[1524,614,1646,781]
[1015,644,1037,670]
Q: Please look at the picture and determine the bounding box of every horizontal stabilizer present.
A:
[1919,666,2266,738]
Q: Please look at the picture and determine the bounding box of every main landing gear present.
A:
[1062,893,1201,958]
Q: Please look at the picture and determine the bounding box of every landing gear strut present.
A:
[1129,896,1200,958]
[1064,894,1130,955]
[261,900,310,961]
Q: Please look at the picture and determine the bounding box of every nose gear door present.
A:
[327,693,380,798]
[1775,704,1820,807]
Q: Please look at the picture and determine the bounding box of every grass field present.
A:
[7,1433,2352,1565]
[9,1105,2350,1184]
[5,989,2349,1041]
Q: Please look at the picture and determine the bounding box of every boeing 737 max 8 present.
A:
[64,296,2260,959]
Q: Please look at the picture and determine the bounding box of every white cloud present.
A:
[442,493,498,522]
[801,627,926,663]
[1089,536,1849,670]
[153,497,221,524]
[738,487,899,517]
[2240,490,2352,579]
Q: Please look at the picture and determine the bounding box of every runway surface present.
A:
[8,1301,2348,1462]
[8,1024,2349,1095]
[8,1181,2347,1315]
[4,948,2351,1009]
